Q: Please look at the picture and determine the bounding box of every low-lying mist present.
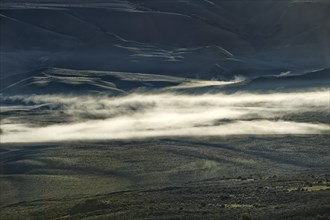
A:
[1,89,329,143]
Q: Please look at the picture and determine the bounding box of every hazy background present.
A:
[1,0,329,80]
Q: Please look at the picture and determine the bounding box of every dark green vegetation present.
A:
[1,136,329,219]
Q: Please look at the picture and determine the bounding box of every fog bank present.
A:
[1,90,329,143]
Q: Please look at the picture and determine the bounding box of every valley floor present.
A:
[0,136,329,219]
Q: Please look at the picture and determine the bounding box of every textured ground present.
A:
[1,136,329,219]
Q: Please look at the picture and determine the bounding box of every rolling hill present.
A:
[1,0,329,81]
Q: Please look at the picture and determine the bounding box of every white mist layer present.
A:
[1,90,329,143]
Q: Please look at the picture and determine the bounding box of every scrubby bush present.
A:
[241,213,252,220]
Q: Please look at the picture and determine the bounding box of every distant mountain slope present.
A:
[169,68,330,93]
[232,68,330,91]
[0,0,329,80]
[0,68,187,95]
[1,68,328,96]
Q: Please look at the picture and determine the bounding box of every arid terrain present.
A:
[1,135,329,219]
[1,0,329,219]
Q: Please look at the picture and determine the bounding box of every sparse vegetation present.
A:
[0,136,329,219]
[241,213,252,220]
